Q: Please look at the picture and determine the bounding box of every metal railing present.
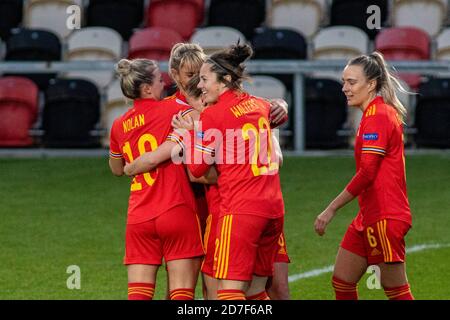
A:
[1,59,450,153]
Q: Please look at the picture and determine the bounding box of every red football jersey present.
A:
[175,90,188,104]
[185,90,285,219]
[109,98,196,224]
[204,183,220,216]
[353,96,412,227]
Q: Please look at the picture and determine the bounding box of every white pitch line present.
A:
[288,243,450,283]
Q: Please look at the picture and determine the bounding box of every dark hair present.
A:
[348,51,408,121]
[116,58,158,99]
[184,74,202,99]
[205,42,253,90]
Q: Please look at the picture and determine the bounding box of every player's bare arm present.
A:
[314,190,355,236]
[109,157,125,176]
[187,166,218,184]
[123,141,180,176]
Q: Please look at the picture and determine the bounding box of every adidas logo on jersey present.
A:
[371,248,381,256]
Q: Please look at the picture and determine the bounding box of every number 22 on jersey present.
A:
[242,117,279,177]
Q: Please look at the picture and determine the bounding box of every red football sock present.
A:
[332,276,358,300]
[217,289,246,300]
[128,282,155,300]
[246,291,270,300]
[169,288,195,300]
[384,283,414,300]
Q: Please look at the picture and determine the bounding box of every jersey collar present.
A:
[364,96,384,115]
[134,98,157,109]
[175,90,188,103]
[216,89,246,104]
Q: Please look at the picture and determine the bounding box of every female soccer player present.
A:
[108,58,204,300]
[314,52,414,300]
[178,42,286,300]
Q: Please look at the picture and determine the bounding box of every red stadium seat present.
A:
[128,27,181,89]
[128,27,183,60]
[375,27,430,90]
[375,27,430,60]
[146,0,204,40]
[0,77,39,146]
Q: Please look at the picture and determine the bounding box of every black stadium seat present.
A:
[87,0,145,40]
[208,0,266,40]
[414,78,450,148]
[43,79,101,148]
[252,28,307,60]
[252,27,308,112]
[330,0,388,39]
[0,0,23,40]
[5,28,61,90]
[305,78,348,149]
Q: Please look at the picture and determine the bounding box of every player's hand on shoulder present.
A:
[269,98,288,125]
[172,111,194,131]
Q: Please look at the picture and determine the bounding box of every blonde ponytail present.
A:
[370,52,408,123]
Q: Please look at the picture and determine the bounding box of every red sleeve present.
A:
[360,113,389,157]
[346,153,383,196]
[186,111,217,178]
[109,119,123,159]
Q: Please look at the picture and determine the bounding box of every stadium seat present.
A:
[5,28,62,89]
[312,26,369,60]
[128,27,183,60]
[311,25,369,98]
[243,76,287,100]
[436,28,450,60]
[414,78,450,148]
[251,27,307,105]
[24,0,83,39]
[146,0,204,41]
[128,27,182,89]
[392,0,448,37]
[101,80,131,147]
[375,27,430,90]
[43,79,101,147]
[304,78,348,149]
[252,28,307,60]
[87,0,145,40]
[207,0,266,39]
[0,77,39,147]
[269,0,326,38]
[329,0,388,39]
[65,27,123,88]
[0,0,23,40]
[375,27,430,60]
[190,27,247,55]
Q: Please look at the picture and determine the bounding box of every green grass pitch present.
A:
[0,155,449,299]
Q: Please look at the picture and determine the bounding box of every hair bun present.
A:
[229,42,253,66]
[116,59,132,77]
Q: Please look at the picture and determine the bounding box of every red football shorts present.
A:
[195,194,209,236]
[275,231,291,263]
[201,213,218,277]
[212,214,284,281]
[124,204,205,265]
[341,218,411,265]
